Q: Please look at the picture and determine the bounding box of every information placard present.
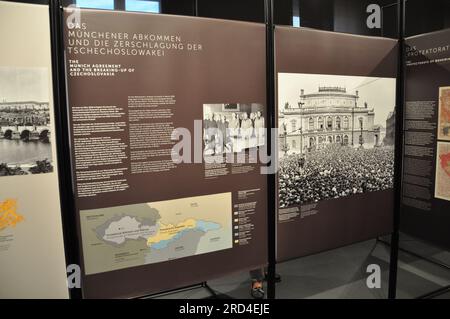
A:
[64,9,268,298]
[401,29,450,249]
[275,27,398,261]
[0,1,68,298]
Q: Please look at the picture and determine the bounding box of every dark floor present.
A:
[154,233,450,299]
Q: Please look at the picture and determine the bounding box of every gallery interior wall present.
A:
[405,0,450,37]
[1,0,450,299]
[29,0,450,36]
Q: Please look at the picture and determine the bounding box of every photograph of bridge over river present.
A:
[0,67,53,177]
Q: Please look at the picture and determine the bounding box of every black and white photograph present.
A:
[0,67,53,176]
[278,73,396,208]
[203,103,266,156]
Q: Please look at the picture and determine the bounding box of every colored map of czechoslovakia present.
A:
[0,199,24,231]
[147,218,221,249]
[83,195,232,274]
[440,152,450,177]
[96,212,221,249]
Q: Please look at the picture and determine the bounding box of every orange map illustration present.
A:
[0,199,24,231]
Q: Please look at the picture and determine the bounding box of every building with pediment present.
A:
[279,86,385,155]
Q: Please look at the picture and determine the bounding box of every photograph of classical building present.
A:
[278,73,396,208]
[0,67,53,176]
[279,86,391,154]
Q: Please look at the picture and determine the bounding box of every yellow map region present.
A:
[147,218,196,247]
[0,199,24,231]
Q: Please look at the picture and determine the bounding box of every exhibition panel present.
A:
[0,1,69,298]
[401,28,450,250]
[275,26,399,262]
[62,8,268,298]
[1,0,449,301]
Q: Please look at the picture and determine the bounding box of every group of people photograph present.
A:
[203,104,266,156]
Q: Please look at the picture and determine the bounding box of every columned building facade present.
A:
[279,86,381,155]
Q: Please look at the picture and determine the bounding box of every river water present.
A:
[0,139,53,165]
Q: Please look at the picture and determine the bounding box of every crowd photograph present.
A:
[278,73,397,207]
[203,103,265,156]
[278,144,394,207]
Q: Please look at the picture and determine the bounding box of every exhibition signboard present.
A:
[63,9,268,298]
[401,28,450,249]
[275,27,398,261]
[0,1,69,298]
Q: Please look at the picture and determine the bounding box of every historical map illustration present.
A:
[80,192,233,275]
[438,86,450,141]
[435,142,450,201]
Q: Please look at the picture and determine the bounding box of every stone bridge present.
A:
[0,125,51,141]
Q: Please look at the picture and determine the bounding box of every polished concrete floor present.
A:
[155,233,450,299]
